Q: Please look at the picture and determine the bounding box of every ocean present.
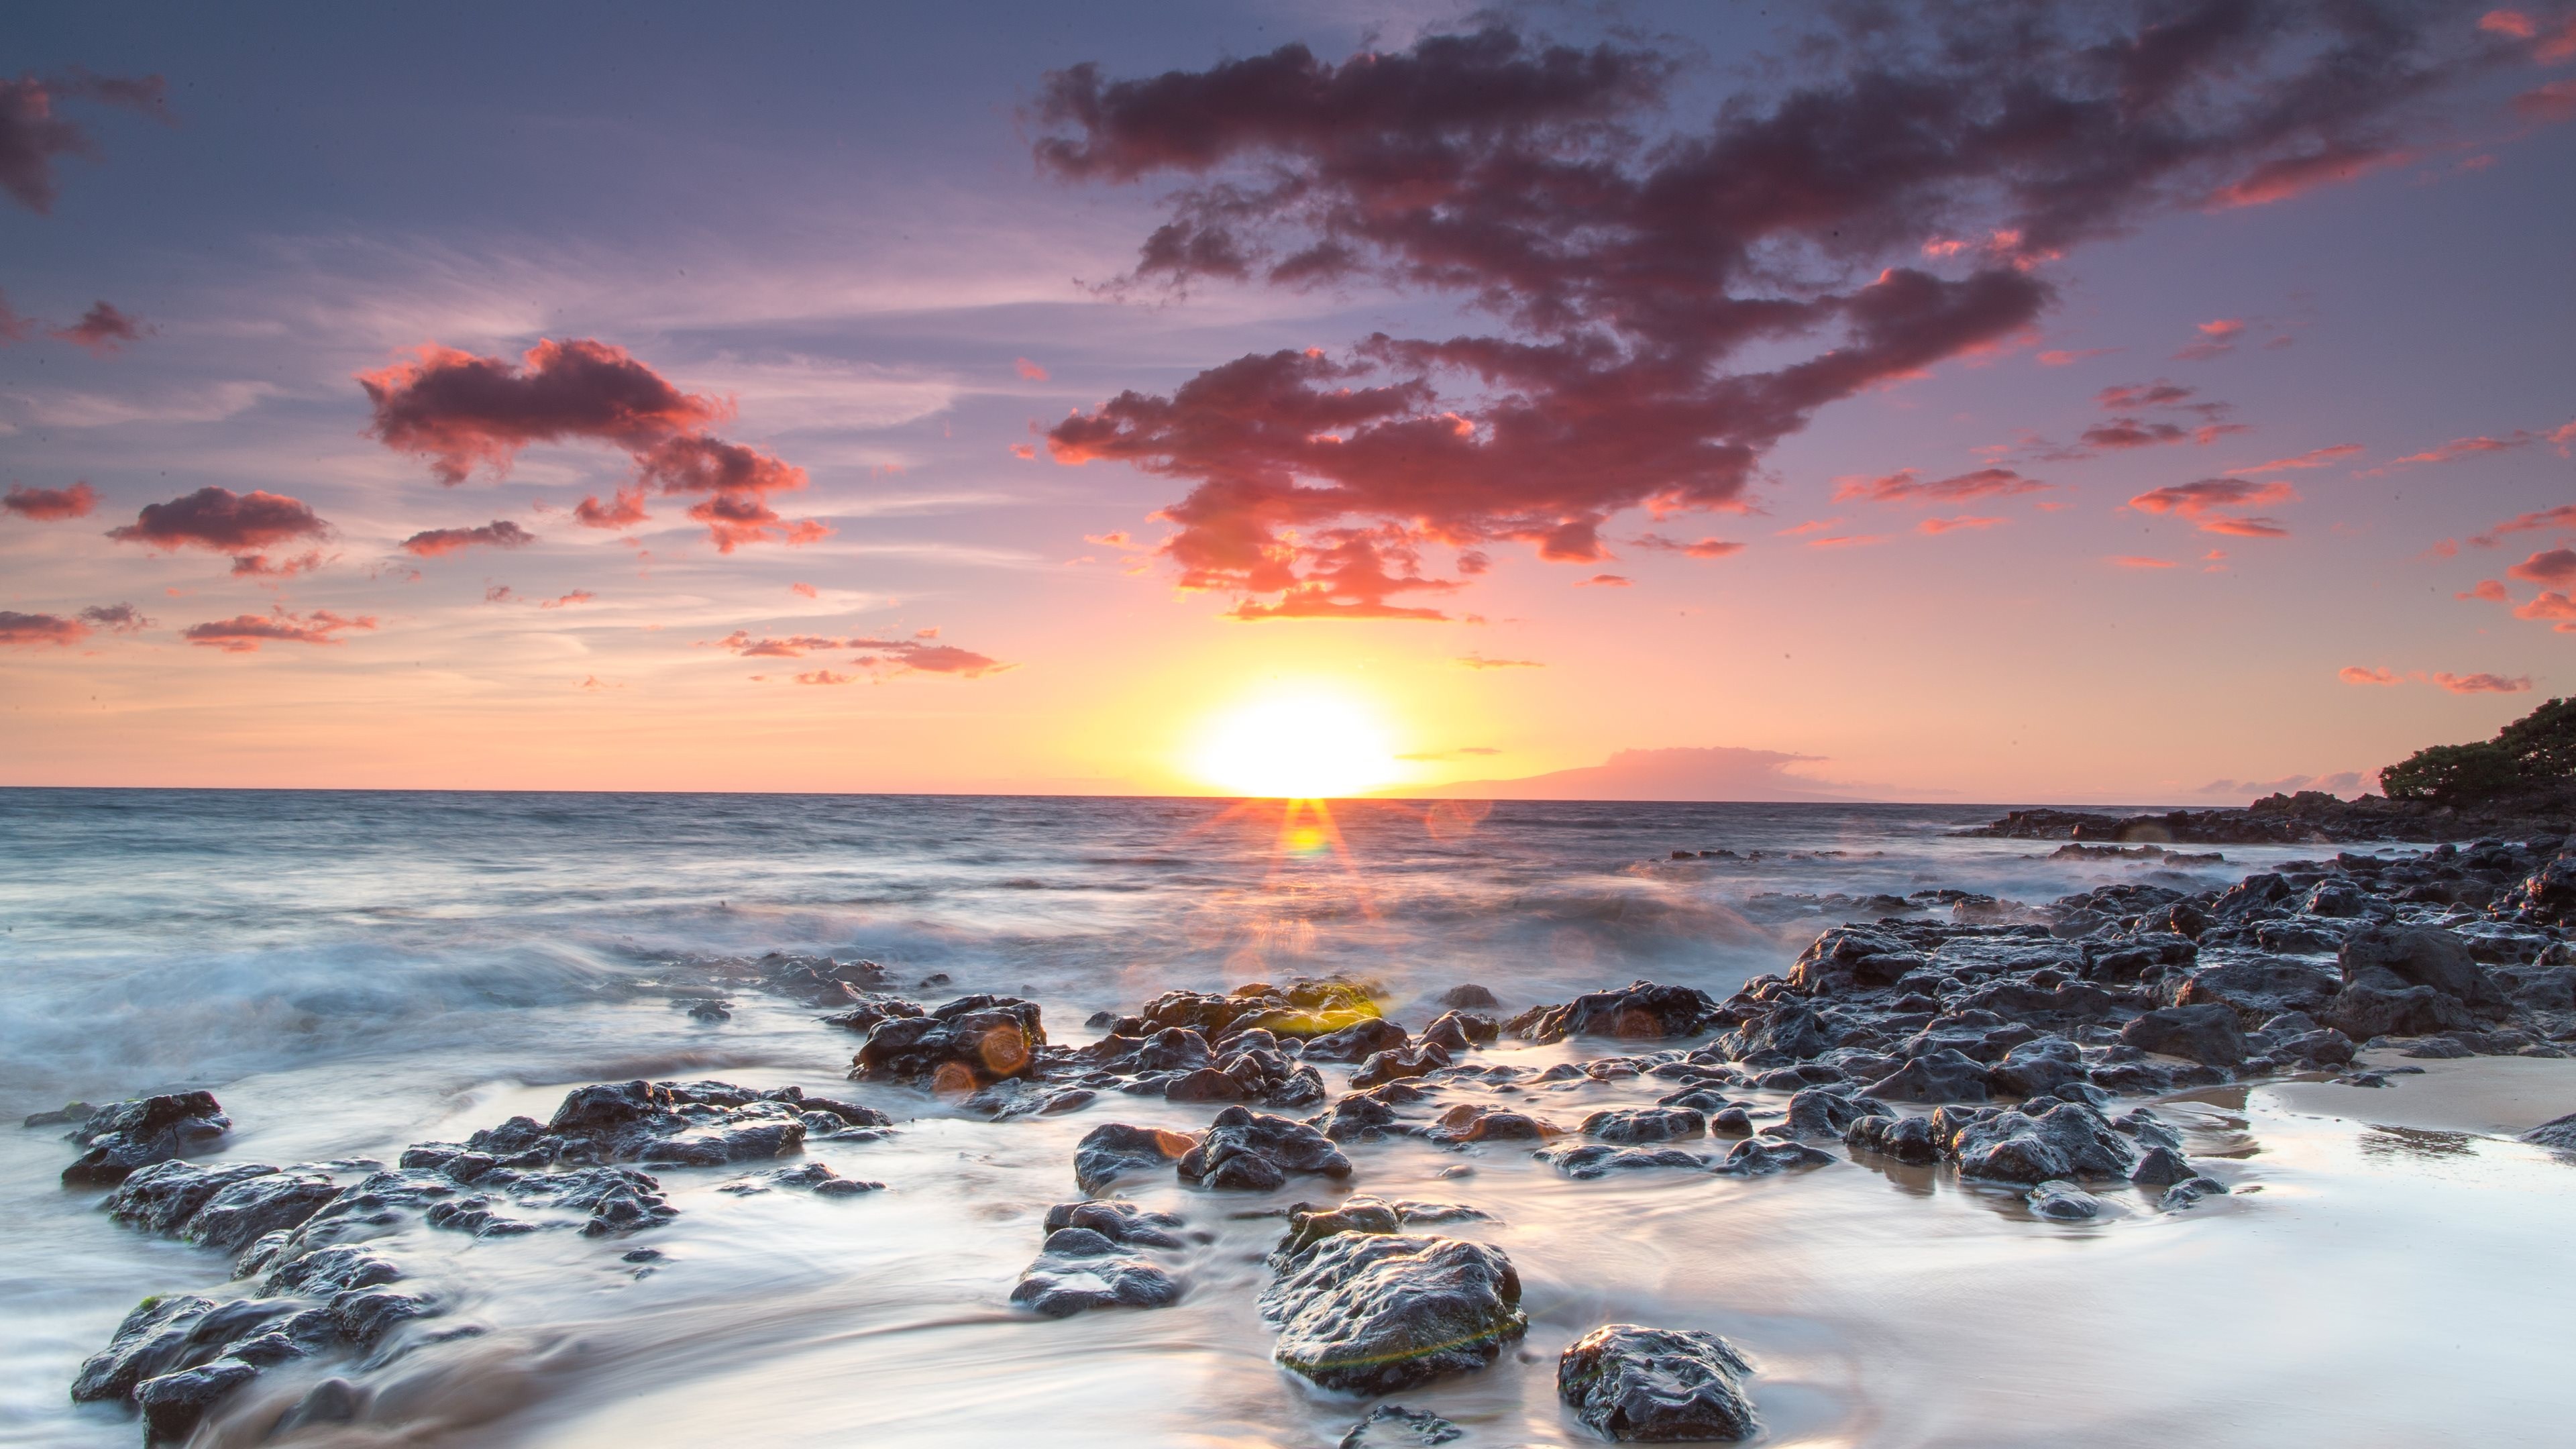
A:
[2,790,2567,1447]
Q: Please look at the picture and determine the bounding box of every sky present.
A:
[3,1,2573,802]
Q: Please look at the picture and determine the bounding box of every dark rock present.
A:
[1163,1067,1246,1103]
[1420,1010,1499,1053]
[2121,1004,2247,1067]
[1011,1226,1183,1317]
[2325,979,2477,1040]
[182,1172,343,1252]
[1862,1049,1991,1104]
[1438,984,1500,1010]
[1072,1122,1197,1195]
[327,1287,430,1344]
[1136,1026,1213,1072]
[136,1357,260,1444]
[61,1092,231,1187]
[2339,927,2505,1014]
[1270,1197,1404,1263]
[2161,1176,2229,1209]
[1774,1088,1888,1140]
[1988,1037,2089,1098]
[1301,1018,1411,1063]
[1787,927,1920,997]
[2173,956,2343,1024]
[1177,1107,1352,1191]
[1046,1199,1189,1248]
[817,994,924,1033]
[1707,1107,1756,1137]
[1943,1102,2136,1184]
[1507,981,1720,1044]
[1845,1112,1939,1164]
[1338,1403,1464,1448]
[2519,1112,2576,1151]
[853,996,1047,1088]
[1582,1107,1706,1144]
[1710,1138,1833,1175]
[23,1101,96,1128]
[1422,1104,1559,1146]
[2027,1180,2105,1221]
[1263,1233,1526,1393]
[1351,1042,1451,1089]
[2128,1145,2192,1189]
[105,1161,284,1238]
[1557,1324,1759,1444]
[1538,1144,1710,1178]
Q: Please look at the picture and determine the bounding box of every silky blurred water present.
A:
[2,790,2569,1448]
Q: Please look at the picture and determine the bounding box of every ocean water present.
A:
[2,790,2570,1448]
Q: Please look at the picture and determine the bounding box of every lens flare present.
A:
[1194,689,1398,798]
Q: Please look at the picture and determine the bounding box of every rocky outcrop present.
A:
[1558,1324,1760,1443]
[1263,1231,1527,1393]
[851,995,1047,1090]
[1963,790,2575,845]
[1177,1107,1352,1191]
[61,1093,231,1187]
[1506,981,1721,1043]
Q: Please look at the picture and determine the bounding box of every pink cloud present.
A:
[538,590,594,609]
[1576,573,1632,586]
[1632,533,1743,558]
[46,301,150,356]
[1834,466,2048,504]
[2483,9,2576,62]
[2339,665,2404,685]
[1919,515,2004,534]
[2206,144,2407,210]
[107,486,331,576]
[0,610,89,647]
[2434,671,2534,694]
[2036,347,2114,366]
[398,519,535,557]
[181,606,376,653]
[2470,504,2576,547]
[1805,534,1890,549]
[2459,579,2510,602]
[574,486,650,531]
[1456,653,1543,669]
[2128,477,2298,536]
[1016,357,1050,382]
[229,550,325,578]
[2514,591,2576,631]
[3,480,97,521]
[2237,443,2365,473]
[2506,547,2576,586]
[789,582,818,598]
[2517,77,2576,122]
[794,669,857,686]
[2107,555,2178,569]
[847,637,1011,678]
[80,602,149,633]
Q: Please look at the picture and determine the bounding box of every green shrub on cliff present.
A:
[2381,696,2576,804]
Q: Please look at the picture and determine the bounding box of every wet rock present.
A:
[105,1161,284,1238]
[2343,926,2504,1008]
[1863,1049,1992,1104]
[1135,1026,1213,1072]
[1313,1092,1405,1142]
[2161,1176,2229,1209]
[1046,1199,1189,1248]
[1301,1018,1412,1063]
[1177,1107,1352,1191]
[274,1378,366,1435]
[72,1294,337,1433]
[23,1100,96,1129]
[1786,927,1921,998]
[2027,1180,2105,1221]
[1351,1042,1451,1089]
[1270,1197,1404,1263]
[1582,1106,1707,1144]
[1988,1037,2088,1099]
[1845,1112,1939,1164]
[1010,1226,1183,1317]
[1338,1403,1464,1448]
[1161,1067,1248,1103]
[1942,1102,2136,1185]
[2325,979,2478,1040]
[2128,1145,2193,1189]
[2269,1027,2358,1069]
[328,1287,431,1345]
[818,994,924,1033]
[1711,1138,1833,1175]
[1420,1010,1499,1053]
[1539,1144,1711,1178]
[965,1079,1099,1118]
[2518,1112,2576,1151]
[1073,1122,1197,1195]
[136,1357,260,1444]
[1557,1324,1760,1444]
[2121,1004,2247,1067]
[531,1165,676,1234]
[1507,981,1721,1044]
[61,1092,231,1187]
[1263,1233,1527,1393]
[852,995,1047,1089]
[721,1161,882,1196]
[1707,1107,1755,1137]
[1774,1088,1888,1140]
[159,1170,341,1254]
[1423,1104,1560,1146]
[2172,956,2343,1024]
[1438,983,1500,1010]
[1136,977,1386,1040]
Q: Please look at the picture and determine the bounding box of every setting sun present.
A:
[1193,689,1401,798]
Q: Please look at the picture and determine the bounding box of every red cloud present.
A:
[48,301,150,356]
[399,519,535,557]
[0,71,170,214]
[711,631,847,658]
[1833,467,2049,505]
[359,339,726,483]
[574,486,650,530]
[2507,547,2576,586]
[2206,144,2406,209]
[2459,579,2510,602]
[0,610,89,647]
[2436,672,2534,694]
[637,434,823,553]
[1577,573,1631,586]
[2239,443,2365,472]
[2518,78,2576,122]
[2376,423,2576,472]
[107,487,331,574]
[2129,477,2297,536]
[847,639,1010,678]
[1016,357,1049,381]
[181,606,376,652]
[2107,555,2178,569]
[538,590,594,609]
[1036,11,2483,616]
[2483,9,2576,62]
[2515,591,2576,631]
[1920,515,2004,534]
[3,480,96,520]
[2471,504,2576,547]
[2339,666,2403,685]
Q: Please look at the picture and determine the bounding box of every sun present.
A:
[1193,688,1399,798]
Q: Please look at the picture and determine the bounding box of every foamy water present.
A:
[3,790,2571,1447]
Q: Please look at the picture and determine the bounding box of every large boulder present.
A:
[1506,982,1720,1044]
[1558,1324,1760,1443]
[1177,1107,1352,1191]
[1786,928,1921,998]
[1301,1018,1411,1063]
[61,1092,231,1187]
[2120,1004,2247,1067]
[2338,928,2504,1014]
[1072,1122,1196,1195]
[1941,1102,2137,1185]
[853,996,1046,1088]
[2171,956,2343,1024]
[1263,1233,1526,1393]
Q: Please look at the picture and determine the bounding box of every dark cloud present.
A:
[0,288,30,342]
[847,638,1010,678]
[360,337,824,552]
[0,610,88,647]
[1631,533,1744,558]
[0,70,170,214]
[538,589,594,610]
[80,602,150,632]
[1038,7,2490,616]
[48,301,150,356]
[2434,670,2532,694]
[107,488,331,574]
[181,607,376,653]
[398,519,536,557]
[3,480,96,521]
[229,550,325,578]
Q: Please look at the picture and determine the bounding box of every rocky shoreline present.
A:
[1962,788,2576,846]
[35,834,2576,1445]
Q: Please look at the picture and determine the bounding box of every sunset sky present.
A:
[4,2,2573,802]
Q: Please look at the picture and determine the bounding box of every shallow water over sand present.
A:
[3,791,2572,1447]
